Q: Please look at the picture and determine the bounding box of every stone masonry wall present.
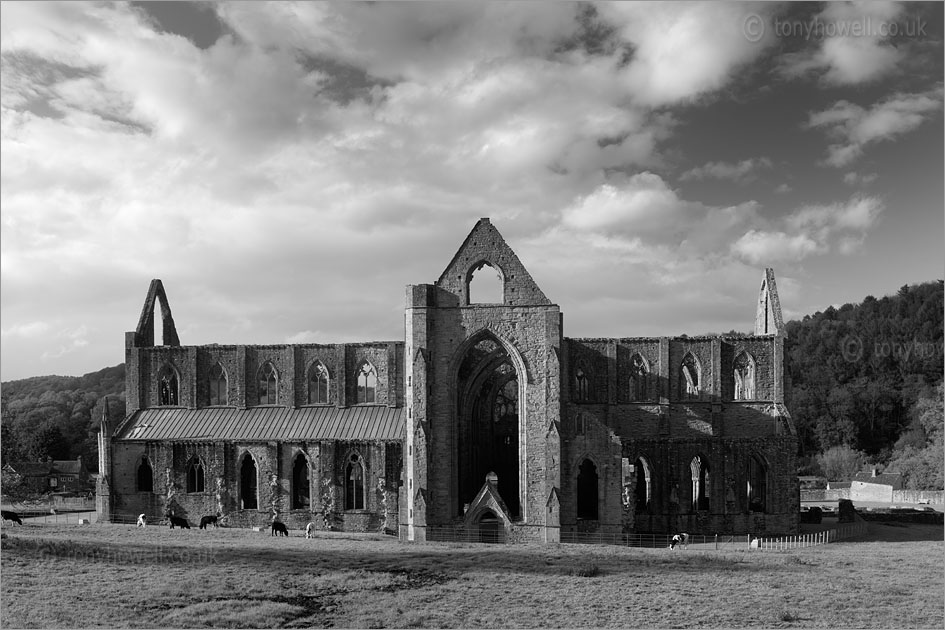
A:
[128,342,402,410]
[111,439,400,532]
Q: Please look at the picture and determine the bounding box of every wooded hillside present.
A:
[786,281,943,488]
[1,365,125,467]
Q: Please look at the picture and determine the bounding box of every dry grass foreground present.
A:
[1,522,942,629]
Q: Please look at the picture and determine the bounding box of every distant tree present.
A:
[816,445,867,481]
[886,382,944,490]
[0,468,32,502]
[21,421,71,462]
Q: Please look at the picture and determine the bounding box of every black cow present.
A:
[1,510,23,526]
[271,521,289,536]
[199,515,218,529]
[168,515,190,529]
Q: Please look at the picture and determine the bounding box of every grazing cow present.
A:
[1,510,23,526]
[679,532,689,548]
[199,515,218,529]
[136,514,147,528]
[271,521,289,536]
[669,534,681,550]
[305,521,315,539]
[168,515,190,529]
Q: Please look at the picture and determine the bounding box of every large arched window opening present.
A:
[734,351,755,400]
[345,452,365,510]
[629,354,649,402]
[680,353,700,400]
[292,452,310,510]
[208,362,228,406]
[356,362,377,404]
[239,454,258,510]
[308,362,329,405]
[187,458,205,493]
[574,367,590,402]
[635,457,652,511]
[455,335,523,520]
[137,457,153,492]
[257,361,278,405]
[158,364,179,406]
[577,458,599,520]
[468,261,504,304]
[691,456,710,512]
[747,454,767,513]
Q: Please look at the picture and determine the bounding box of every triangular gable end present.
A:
[135,279,181,347]
[754,268,785,337]
[546,487,560,508]
[414,487,427,507]
[436,218,552,307]
[463,477,512,528]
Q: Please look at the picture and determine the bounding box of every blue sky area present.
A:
[1,1,942,380]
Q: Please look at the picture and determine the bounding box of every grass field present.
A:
[1,521,942,629]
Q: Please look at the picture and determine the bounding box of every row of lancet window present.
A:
[135,451,368,511]
[572,351,757,402]
[156,361,378,407]
[574,454,768,517]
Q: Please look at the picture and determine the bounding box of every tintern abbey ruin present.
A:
[97,219,799,540]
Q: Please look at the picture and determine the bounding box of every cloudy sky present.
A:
[1,1,942,381]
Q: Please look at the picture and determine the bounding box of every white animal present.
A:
[136,514,147,528]
[305,521,315,539]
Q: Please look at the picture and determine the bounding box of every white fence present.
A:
[750,521,868,551]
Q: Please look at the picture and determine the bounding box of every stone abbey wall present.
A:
[110,439,401,531]
[104,219,799,539]
[126,341,403,413]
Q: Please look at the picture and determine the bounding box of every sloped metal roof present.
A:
[115,406,405,442]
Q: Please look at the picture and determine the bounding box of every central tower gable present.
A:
[436,218,552,306]
[403,218,562,542]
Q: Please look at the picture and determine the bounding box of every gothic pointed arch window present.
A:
[137,456,153,492]
[345,452,365,510]
[292,452,310,509]
[734,351,755,400]
[575,367,590,402]
[680,353,700,400]
[308,361,329,405]
[577,458,599,519]
[747,454,767,513]
[691,455,710,511]
[187,457,205,493]
[257,361,278,405]
[208,362,228,406]
[629,353,649,402]
[158,364,179,406]
[356,362,377,404]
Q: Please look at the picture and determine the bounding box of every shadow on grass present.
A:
[859,522,944,543]
[2,529,783,581]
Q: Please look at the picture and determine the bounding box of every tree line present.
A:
[1,365,126,468]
